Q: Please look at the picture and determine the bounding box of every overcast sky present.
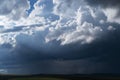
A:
[0,0,120,75]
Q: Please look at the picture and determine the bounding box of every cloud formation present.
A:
[0,0,119,60]
[0,0,29,20]
[85,0,120,24]
[0,0,120,74]
[85,0,120,7]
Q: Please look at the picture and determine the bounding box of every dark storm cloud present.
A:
[12,26,120,60]
[2,59,109,74]
[4,25,119,74]
[1,0,120,74]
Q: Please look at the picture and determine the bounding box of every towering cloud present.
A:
[0,0,119,56]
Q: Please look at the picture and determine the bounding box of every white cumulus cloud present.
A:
[0,0,119,55]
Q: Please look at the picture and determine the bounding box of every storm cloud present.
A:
[0,0,120,74]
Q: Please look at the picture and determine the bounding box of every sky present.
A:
[0,0,120,75]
